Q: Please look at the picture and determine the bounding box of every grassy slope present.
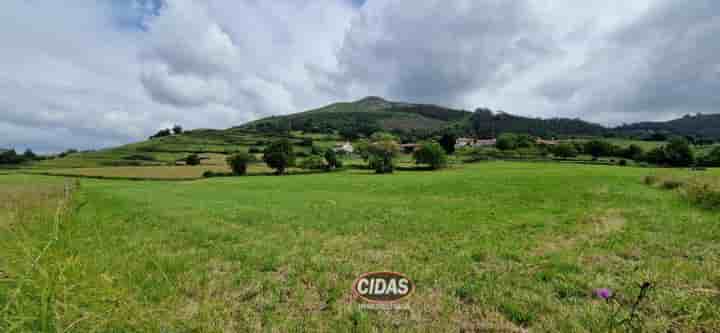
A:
[2,163,719,332]
[29,129,340,170]
[242,97,471,132]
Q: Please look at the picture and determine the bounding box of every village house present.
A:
[455,138,497,149]
[334,141,354,154]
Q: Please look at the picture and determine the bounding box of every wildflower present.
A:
[594,288,613,300]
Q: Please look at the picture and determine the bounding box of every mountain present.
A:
[616,113,720,139]
[458,108,607,138]
[239,96,608,138]
[240,96,471,135]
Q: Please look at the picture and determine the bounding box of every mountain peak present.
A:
[357,96,387,103]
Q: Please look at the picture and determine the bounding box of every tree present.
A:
[413,142,448,170]
[324,148,342,170]
[226,152,254,175]
[643,147,667,165]
[516,134,535,148]
[584,140,613,160]
[0,149,23,164]
[368,141,399,174]
[496,133,518,151]
[150,128,172,139]
[299,155,326,170]
[620,144,644,160]
[185,154,201,166]
[277,119,292,134]
[263,139,295,175]
[438,133,457,155]
[366,132,400,174]
[172,124,183,135]
[58,149,78,158]
[22,149,37,160]
[664,137,694,167]
[552,143,578,158]
[698,146,720,167]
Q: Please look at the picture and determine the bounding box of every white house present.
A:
[334,141,354,154]
[455,138,496,149]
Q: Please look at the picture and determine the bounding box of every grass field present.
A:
[1,162,719,332]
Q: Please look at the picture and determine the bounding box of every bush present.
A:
[664,137,694,167]
[324,149,341,170]
[123,154,156,161]
[185,154,201,166]
[584,140,613,160]
[413,142,448,170]
[226,152,254,175]
[299,155,327,170]
[697,146,720,167]
[366,134,400,174]
[263,139,295,175]
[621,144,645,160]
[439,133,457,154]
[552,143,578,158]
[618,159,628,166]
[661,179,684,190]
[248,147,262,154]
[150,128,172,139]
[203,170,218,178]
[496,133,518,151]
[684,181,720,210]
[644,175,659,185]
[57,149,78,158]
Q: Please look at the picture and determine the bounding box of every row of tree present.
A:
[224,139,343,176]
[485,134,700,167]
[149,125,183,139]
[0,149,39,165]
[223,132,449,176]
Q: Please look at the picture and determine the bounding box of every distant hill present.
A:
[455,108,607,138]
[239,96,607,138]
[240,96,471,135]
[616,113,720,139]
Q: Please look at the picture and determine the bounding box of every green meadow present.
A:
[1,162,719,332]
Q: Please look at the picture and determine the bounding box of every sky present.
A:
[1,0,719,153]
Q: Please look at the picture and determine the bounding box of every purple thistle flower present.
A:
[594,288,613,300]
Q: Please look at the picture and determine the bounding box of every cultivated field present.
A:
[1,162,719,332]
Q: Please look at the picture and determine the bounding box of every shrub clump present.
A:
[299,155,327,170]
[660,179,684,190]
[263,139,295,175]
[643,175,659,186]
[226,151,255,175]
[413,141,448,170]
[684,180,720,210]
[185,154,201,166]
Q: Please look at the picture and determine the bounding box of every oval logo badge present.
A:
[352,271,415,303]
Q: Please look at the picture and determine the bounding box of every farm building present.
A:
[334,141,354,154]
[455,138,496,149]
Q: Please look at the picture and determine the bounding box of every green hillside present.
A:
[240,96,610,139]
[241,96,471,134]
[617,113,720,139]
[24,97,720,171]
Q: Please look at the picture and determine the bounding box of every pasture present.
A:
[1,162,719,332]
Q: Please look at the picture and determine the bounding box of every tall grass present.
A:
[0,179,79,332]
[644,173,720,210]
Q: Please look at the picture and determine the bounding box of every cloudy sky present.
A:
[2,0,718,152]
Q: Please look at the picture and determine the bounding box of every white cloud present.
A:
[1,0,719,152]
